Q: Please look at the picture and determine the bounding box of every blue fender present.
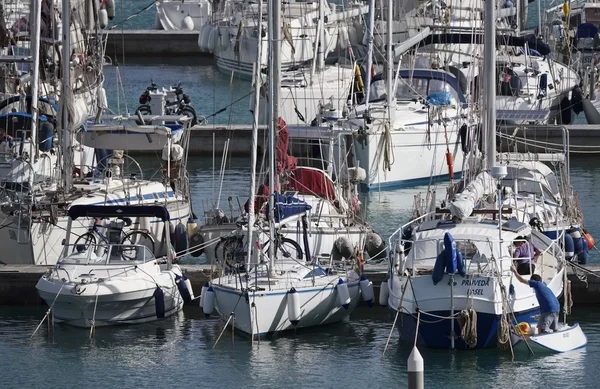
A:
[444,232,458,274]
[432,252,445,285]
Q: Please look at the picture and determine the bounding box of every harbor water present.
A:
[2,3,599,387]
[0,305,598,388]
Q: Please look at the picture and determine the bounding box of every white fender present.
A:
[287,288,301,325]
[359,275,374,306]
[199,283,209,308]
[106,0,116,20]
[202,286,215,317]
[98,9,108,29]
[219,26,229,50]
[184,278,195,300]
[379,280,389,306]
[337,24,349,50]
[336,278,351,309]
[199,24,211,52]
[181,15,194,31]
[207,26,218,53]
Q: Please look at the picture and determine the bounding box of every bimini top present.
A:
[68,205,170,221]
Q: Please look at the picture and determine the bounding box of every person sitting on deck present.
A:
[512,235,541,275]
[512,269,560,334]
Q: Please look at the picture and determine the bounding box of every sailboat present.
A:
[0,1,193,265]
[384,0,569,349]
[205,0,363,337]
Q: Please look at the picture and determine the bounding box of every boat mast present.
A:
[267,0,281,276]
[61,0,72,191]
[483,0,496,172]
[29,0,42,161]
[318,0,325,72]
[386,0,394,127]
[246,0,264,274]
[363,0,375,111]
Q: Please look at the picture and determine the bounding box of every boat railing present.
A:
[397,232,564,279]
[60,243,156,266]
[388,212,436,249]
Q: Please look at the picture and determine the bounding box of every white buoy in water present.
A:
[106,0,116,20]
[199,282,209,308]
[203,286,215,317]
[181,15,194,31]
[287,287,301,326]
[184,278,195,300]
[98,8,108,29]
[379,280,389,306]
[408,346,424,389]
[359,275,374,307]
[337,278,351,309]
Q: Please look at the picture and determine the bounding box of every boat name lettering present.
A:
[461,279,490,287]
[467,289,484,296]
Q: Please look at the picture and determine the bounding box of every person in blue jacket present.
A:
[512,267,560,333]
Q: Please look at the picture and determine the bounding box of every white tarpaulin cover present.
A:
[447,171,496,219]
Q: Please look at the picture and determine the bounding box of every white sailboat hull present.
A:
[212,275,361,335]
[354,127,464,191]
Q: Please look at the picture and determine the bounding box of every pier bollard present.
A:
[408,346,424,389]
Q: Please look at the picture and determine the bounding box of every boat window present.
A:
[544,172,560,195]
[541,184,558,204]
[303,267,328,278]
[514,179,541,195]
[396,77,428,101]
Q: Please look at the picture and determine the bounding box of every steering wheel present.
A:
[96,153,144,181]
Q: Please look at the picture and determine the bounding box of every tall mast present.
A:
[483,0,496,171]
[267,0,281,275]
[317,0,325,71]
[29,0,42,161]
[61,0,72,191]
[363,0,375,111]
[246,0,264,273]
[386,0,393,127]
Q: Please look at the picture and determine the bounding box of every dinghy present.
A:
[511,322,588,353]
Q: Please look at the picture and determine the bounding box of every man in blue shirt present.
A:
[512,267,560,333]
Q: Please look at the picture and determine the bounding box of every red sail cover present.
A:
[276,117,298,174]
[288,167,336,200]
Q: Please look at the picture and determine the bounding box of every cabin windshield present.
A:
[395,77,460,105]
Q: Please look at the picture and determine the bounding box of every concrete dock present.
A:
[1,263,598,306]
[180,123,600,156]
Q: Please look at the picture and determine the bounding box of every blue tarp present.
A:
[427,92,452,106]
[576,23,598,39]
[270,192,312,222]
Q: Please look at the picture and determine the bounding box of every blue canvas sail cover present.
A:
[576,23,598,39]
[270,192,312,222]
